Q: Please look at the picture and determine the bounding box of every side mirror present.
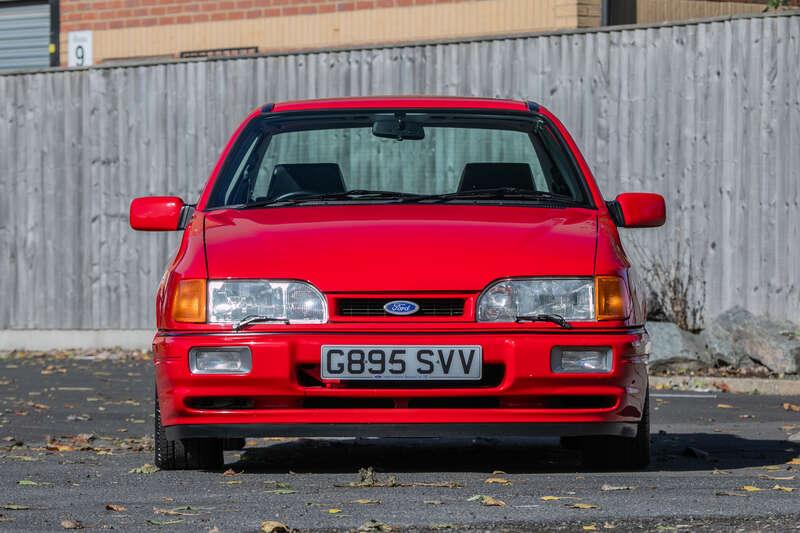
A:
[609,192,666,228]
[130,196,189,231]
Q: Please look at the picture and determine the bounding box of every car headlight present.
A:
[477,278,595,322]
[207,280,327,324]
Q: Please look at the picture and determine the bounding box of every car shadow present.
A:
[225,432,799,474]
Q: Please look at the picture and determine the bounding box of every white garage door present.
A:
[0,2,50,71]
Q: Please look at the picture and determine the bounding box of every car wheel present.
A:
[154,392,224,471]
[577,391,650,471]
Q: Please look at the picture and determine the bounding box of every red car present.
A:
[130,96,665,470]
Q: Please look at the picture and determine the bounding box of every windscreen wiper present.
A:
[241,190,422,208]
[233,315,290,331]
[515,313,572,329]
[398,187,583,205]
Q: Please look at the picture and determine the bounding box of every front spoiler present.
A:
[165,422,637,440]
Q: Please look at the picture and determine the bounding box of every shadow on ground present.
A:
[229,433,799,474]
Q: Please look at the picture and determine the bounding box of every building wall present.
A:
[2,12,798,331]
[58,0,601,64]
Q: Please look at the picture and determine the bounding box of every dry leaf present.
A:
[154,506,200,516]
[783,403,800,413]
[788,458,800,465]
[259,520,290,533]
[583,525,598,531]
[60,520,83,530]
[600,484,634,491]
[759,474,795,481]
[1,504,30,510]
[570,503,600,509]
[740,485,763,492]
[326,508,342,514]
[128,463,159,474]
[484,477,511,485]
[772,485,795,492]
[147,519,184,526]
[105,504,126,512]
[222,468,241,476]
[266,489,297,495]
[716,403,735,409]
[541,495,566,501]
[467,495,506,507]
[17,480,39,486]
[351,499,380,505]
[356,519,392,532]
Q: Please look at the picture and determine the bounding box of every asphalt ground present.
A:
[1,353,799,532]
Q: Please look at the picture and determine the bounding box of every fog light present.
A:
[551,347,612,373]
[189,347,252,374]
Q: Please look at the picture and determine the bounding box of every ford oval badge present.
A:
[383,300,420,316]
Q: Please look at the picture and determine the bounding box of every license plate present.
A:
[320,345,482,380]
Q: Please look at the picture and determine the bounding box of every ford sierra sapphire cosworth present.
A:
[129,97,666,470]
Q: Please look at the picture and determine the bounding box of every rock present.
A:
[646,321,710,371]
[703,307,800,374]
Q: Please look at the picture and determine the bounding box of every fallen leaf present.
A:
[60,519,83,529]
[265,489,297,495]
[129,464,159,474]
[351,499,380,505]
[222,468,241,476]
[759,474,795,481]
[146,519,184,526]
[569,503,600,509]
[583,525,598,531]
[259,521,290,533]
[356,519,392,532]
[711,469,730,475]
[484,477,511,485]
[221,480,242,485]
[716,403,735,409]
[715,491,746,497]
[788,458,800,465]
[17,480,39,486]
[603,522,617,529]
[741,485,764,492]
[1,505,29,510]
[326,508,342,514]
[467,494,505,507]
[772,485,795,492]
[600,484,634,491]
[541,495,564,501]
[783,403,800,413]
[105,504,126,512]
[153,506,201,516]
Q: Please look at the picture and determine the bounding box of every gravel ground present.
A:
[0,353,799,532]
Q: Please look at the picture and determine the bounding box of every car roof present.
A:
[270,96,533,113]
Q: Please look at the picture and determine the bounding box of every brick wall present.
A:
[60,0,482,33]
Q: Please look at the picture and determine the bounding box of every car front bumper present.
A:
[153,329,649,438]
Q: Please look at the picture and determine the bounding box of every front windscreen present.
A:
[207,112,591,209]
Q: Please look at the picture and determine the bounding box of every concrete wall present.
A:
[1,12,798,334]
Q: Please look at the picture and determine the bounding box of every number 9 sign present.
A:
[67,31,93,67]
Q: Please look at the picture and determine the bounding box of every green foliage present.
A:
[765,0,789,10]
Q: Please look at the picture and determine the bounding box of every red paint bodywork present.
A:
[129,196,184,231]
[615,192,667,228]
[136,96,663,435]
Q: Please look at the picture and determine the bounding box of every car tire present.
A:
[154,392,224,471]
[576,391,650,471]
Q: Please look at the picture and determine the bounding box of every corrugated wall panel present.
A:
[0,3,50,71]
[0,13,798,330]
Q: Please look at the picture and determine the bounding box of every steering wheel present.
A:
[269,190,315,202]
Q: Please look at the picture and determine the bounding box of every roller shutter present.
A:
[0,2,51,71]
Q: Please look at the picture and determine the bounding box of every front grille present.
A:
[337,298,465,317]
